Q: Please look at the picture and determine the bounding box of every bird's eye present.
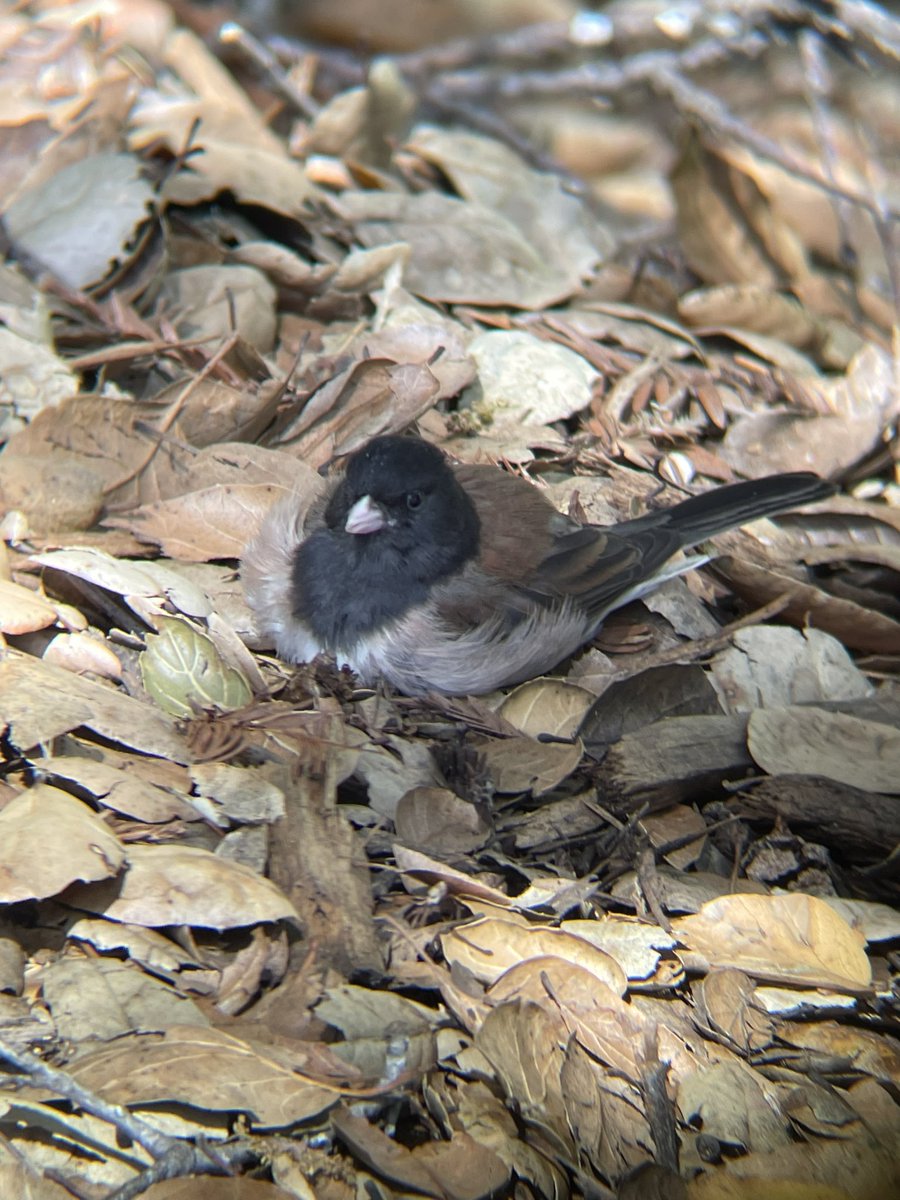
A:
[406,491,423,510]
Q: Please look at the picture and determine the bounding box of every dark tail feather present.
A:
[621,473,834,546]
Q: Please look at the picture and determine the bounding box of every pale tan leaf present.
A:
[442,917,627,993]
[0,1162,93,1199]
[710,626,873,714]
[107,484,282,561]
[393,845,513,907]
[0,449,104,533]
[0,650,190,763]
[464,329,598,426]
[394,787,490,854]
[0,578,58,634]
[0,327,78,420]
[673,894,872,991]
[561,916,677,983]
[408,125,608,281]
[4,152,154,290]
[155,264,276,353]
[499,678,594,738]
[68,843,299,930]
[336,190,583,308]
[0,784,125,903]
[40,754,196,824]
[747,706,900,795]
[40,956,208,1042]
[42,631,123,679]
[68,1025,335,1129]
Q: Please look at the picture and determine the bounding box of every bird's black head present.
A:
[293,437,480,648]
[324,436,480,570]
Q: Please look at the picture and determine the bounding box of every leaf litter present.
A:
[0,2,898,1199]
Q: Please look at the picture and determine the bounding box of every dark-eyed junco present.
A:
[242,436,832,695]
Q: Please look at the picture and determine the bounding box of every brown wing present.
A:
[453,462,683,619]
[453,464,832,625]
[452,464,558,580]
[528,521,685,620]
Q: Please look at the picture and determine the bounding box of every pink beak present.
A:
[345,494,386,535]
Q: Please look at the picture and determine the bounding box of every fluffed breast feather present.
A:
[242,483,323,653]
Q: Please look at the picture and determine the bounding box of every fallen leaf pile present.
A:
[0,2,898,1199]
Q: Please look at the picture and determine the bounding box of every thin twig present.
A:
[101,332,239,496]
[0,1037,176,1160]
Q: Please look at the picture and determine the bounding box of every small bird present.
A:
[242,436,832,695]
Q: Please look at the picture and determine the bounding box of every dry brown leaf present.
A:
[639,804,707,870]
[107,484,283,561]
[473,732,582,795]
[0,1163,80,1200]
[687,1136,893,1200]
[747,706,900,795]
[474,1000,575,1157]
[565,301,700,359]
[408,125,608,282]
[581,663,722,757]
[716,555,900,656]
[41,630,122,678]
[4,151,154,290]
[67,843,299,930]
[336,190,583,308]
[282,358,442,467]
[693,968,774,1055]
[672,133,805,288]
[678,1060,791,1155]
[40,956,207,1043]
[332,1107,510,1200]
[0,650,189,762]
[0,448,105,534]
[498,678,594,739]
[488,957,647,1080]
[442,917,627,993]
[0,784,125,903]
[673,894,872,991]
[723,343,895,479]
[710,626,872,713]
[2,394,194,516]
[678,284,821,349]
[446,1076,567,1200]
[819,898,900,946]
[155,265,277,353]
[40,754,196,823]
[0,578,58,633]
[393,845,513,906]
[394,787,491,854]
[68,1024,336,1129]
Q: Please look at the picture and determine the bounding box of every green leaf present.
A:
[140,617,252,718]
